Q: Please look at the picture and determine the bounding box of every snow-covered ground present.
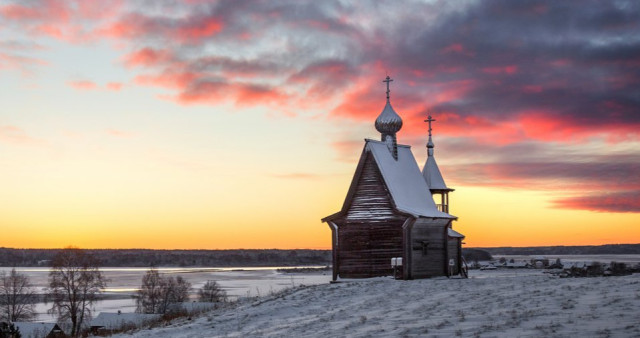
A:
[112,271,640,337]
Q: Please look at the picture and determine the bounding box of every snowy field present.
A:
[112,270,640,337]
[0,267,330,322]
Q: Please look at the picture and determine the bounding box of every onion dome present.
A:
[375,100,403,135]
[375,76,403,135]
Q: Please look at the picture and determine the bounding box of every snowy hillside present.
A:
[114,271,640,337]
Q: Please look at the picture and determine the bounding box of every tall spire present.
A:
[375,76,402,160]
[425,115,436,156]
[422,113,452,193]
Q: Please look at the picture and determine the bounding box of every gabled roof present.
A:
[423,153,452,191]
[323,139,454,222]
[448,228,465,238]
[12,322,64,338]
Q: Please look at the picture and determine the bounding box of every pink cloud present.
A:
[481,65,518,75]
[124,48,174,68]
[0,125,41,145]
[134,71,198,90]
[0,51,48,73]
[330,139,364,163]
[0,0,123,42]
[176,18,224,43]
[553,192,640,213]
[106,82,123,91]
[176,81,290,107]
[67,80,97,90]
[101,12,224,44]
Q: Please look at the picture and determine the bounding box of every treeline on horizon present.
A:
[0,248,332,267]
[0,244,638,267]
[476,244,640,256]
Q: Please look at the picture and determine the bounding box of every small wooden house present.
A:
[11,322,66,338]
[322,76,465,280]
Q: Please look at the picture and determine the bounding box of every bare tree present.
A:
[136,268,163,314]
[136,269,191,314]
[0,268,36,322]
[198,280,227,303]
[171,276,190,303]
[48,248,107,337]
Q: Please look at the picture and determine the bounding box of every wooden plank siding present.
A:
[410,219,450,278]
[334,151,405,278]
[447,238,460,275]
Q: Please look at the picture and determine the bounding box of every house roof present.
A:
[90,312,160,330]
[12,322,63,338]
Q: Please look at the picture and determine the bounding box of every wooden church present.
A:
[322,76,466,280]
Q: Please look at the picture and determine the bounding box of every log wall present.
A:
[335,152,405,278]
[447,238,460,275]
[410,218,449,278]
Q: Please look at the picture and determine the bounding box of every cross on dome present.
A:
[383,75,393,101]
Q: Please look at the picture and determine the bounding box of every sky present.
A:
[1,0,639,250]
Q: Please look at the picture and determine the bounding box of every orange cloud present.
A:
[271,173,322,180]
[105,128,131,137]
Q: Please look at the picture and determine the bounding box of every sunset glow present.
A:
[1,0,638,249]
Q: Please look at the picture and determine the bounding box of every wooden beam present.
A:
[402,217,415,280]
[327,221,339,281]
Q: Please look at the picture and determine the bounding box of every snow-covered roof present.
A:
[448,228,465,238]
[367,140,454,219]
[12,322,64,338]
[423,155,451,191]
[90,312,160,330]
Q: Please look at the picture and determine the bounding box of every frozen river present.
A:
[1,266,332,322]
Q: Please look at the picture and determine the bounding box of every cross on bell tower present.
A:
[425,115,436,135]
[424,115,436,156]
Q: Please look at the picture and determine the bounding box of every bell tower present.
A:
[422,115,454,213]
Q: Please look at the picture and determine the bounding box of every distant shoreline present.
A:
[1,245,639,267]
[474,243,640,255]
